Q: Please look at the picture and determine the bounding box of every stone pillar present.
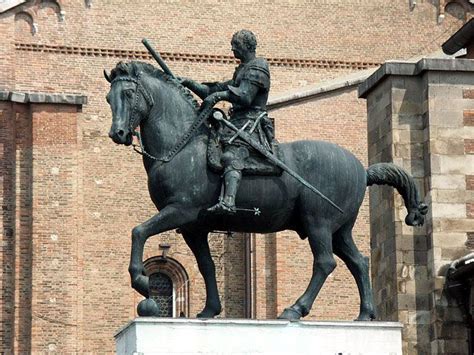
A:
[0,92,86,353]
[359,59,474,355]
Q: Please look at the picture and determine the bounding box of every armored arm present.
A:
[198,58,270,110]
[181,79,231,100]
[200,80,259,109]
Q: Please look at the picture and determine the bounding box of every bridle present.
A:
[110,71,154,132]
[110,72,214,164]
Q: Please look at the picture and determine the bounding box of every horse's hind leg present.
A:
[333,221,375,321]
[279,224,336,320]
[182,230,222,318]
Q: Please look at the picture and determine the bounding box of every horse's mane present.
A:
[110,61,199,110]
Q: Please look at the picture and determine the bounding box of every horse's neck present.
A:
[140,80,204,162]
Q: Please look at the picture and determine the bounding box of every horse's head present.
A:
[104,61,155,146]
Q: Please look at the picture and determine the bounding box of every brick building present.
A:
[0,1,472,353]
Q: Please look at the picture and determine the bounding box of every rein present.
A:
[111,73,213,165]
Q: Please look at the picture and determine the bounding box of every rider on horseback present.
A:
[180,29,275,214]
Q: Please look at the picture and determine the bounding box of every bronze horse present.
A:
[105,61,427,320]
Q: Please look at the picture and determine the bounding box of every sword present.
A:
[212,111,344,214]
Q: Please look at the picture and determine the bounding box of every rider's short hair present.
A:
[232,30,257,52]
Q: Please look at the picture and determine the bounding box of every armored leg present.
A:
[207,169,242,214]
[207,146,246,214]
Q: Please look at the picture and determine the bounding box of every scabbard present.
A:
[213,111,344,214]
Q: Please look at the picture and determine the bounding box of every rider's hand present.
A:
[201,93,221,110]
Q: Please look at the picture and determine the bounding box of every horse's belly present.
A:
[205,175,297,233]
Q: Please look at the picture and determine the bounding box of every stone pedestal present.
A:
[115,318,402,355]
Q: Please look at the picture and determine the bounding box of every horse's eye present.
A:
[124,89,134,98]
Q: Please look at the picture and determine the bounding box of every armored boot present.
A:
[207,170,242,214]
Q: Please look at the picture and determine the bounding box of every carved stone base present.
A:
[115,318,402,355]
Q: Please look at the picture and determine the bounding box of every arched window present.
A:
[144,256,189,317]
[149,272,173,317]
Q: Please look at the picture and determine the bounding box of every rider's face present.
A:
[231,39,246,60]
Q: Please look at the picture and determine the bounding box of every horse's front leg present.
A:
[129,206,186,297]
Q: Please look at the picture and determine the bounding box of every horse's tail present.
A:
[366,163,428,226]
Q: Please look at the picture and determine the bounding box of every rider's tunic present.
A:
[209,58,271,171]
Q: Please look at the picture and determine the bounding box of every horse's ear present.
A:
[103,69,112,83]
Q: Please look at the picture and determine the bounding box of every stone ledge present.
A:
[0,90,87,105]
[268,68,375,110]
[358,58,474,98]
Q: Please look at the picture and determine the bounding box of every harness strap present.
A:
[133,104,215,163]
[111,73,213,164]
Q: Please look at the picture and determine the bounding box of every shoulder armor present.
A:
[242,58,270,89]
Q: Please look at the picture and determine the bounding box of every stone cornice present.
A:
[358,58,474,98]
[0,90,87,105]
[268,68,375,110]
[15,42,380,71]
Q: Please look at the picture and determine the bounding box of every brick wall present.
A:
[0,0,470,352]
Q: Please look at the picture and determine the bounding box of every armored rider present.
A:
[180,29,274,214]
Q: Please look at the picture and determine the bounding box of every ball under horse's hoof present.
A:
[137,298,160,317]
[278,307,302,321]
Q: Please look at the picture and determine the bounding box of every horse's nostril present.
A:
[118,130,125,137]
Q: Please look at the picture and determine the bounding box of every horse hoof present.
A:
[278,307,302,321]
[131,275,150,298]
[355,312,376,321]
[137,298,160,317]
[196,306,222,319]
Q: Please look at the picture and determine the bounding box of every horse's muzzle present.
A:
[109,127,133,146]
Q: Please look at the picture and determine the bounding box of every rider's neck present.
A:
[240,52,256,64]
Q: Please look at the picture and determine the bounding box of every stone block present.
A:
[438,71,474,86]
[392,98,424,116]
[393,129,425,144]
[402,323,418,341]
[432,189,467,203]
[430,340,445,355]
[439,155,474,174]
[394,143,424,159]
[394,114,425,130]
[440,218,474,232]
[429,85,462,98]
[441,247,469,261]
[439,321,470,340]
[431,174,465,190]
[0,91,10,101]
[432,232,467,248]
[445,339,468,354]
[10,91,27,103]
[431,203,466,219]
[429,139,465,155]
[435,126,474,140]
[408,311,430,325]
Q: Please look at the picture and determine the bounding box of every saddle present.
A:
[206,117,283,176]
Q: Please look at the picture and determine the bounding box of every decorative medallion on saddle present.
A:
[207,110,283,176]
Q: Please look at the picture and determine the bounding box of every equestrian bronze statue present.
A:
[104,31,428,320]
